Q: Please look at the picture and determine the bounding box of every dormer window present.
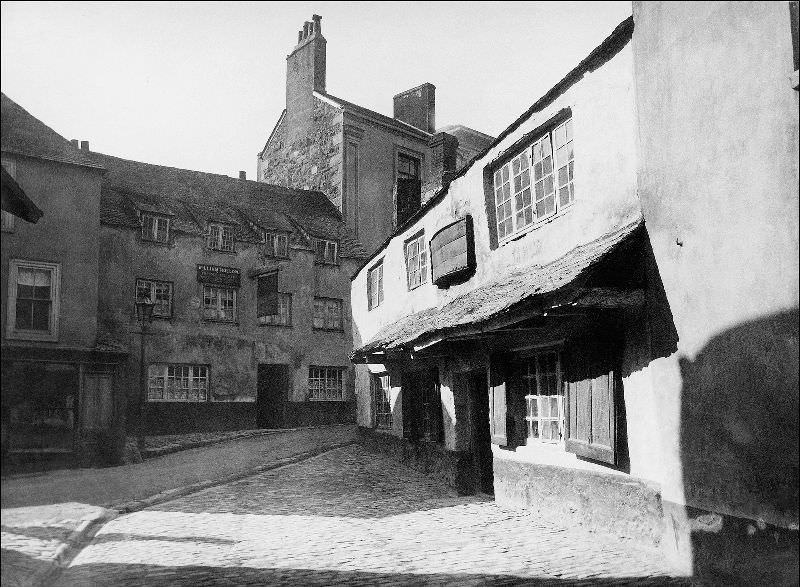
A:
[261,231,289,258]
[207,223,235,252]
[313,238,339,265]
[141,213,170,243]
[493,117,575,242]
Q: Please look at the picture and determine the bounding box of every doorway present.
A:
[256,364,291,428]
[469,369,494,494]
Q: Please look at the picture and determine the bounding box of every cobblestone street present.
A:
[53,445,693,586]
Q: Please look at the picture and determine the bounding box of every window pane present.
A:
[15,300,32,329]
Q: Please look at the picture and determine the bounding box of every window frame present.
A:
[5,259,61,342]
[261,230,290,259]
[308,366,345,401]
[135,278,174,319]
[367,259,384,311]
[258,291,292,326]
[404,231,428,290]
[490,113,575,245]
[521,349,565,446]
[140,213,171,244]
[396,151,421,181]
[371,372,393,430]
[206,222,235,253]
[313,296,344,331]
[147,363,210,402]
[202,285,237,322]
[313,237,339,265]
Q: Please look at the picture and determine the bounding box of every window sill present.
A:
[6,330,58,342]
[258,322,293,328]
[407,281,427,292]
[201,319,238,325]
[498,204,574,247]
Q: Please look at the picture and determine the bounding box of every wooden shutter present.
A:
[257,272,279,316]
[82,371,114,429]
[489,357,508,446]
[564,341,617,464]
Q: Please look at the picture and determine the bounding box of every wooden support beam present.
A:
[569,287,645,309]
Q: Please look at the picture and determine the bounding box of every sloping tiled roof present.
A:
[1,93,103,169]
[354,217,643,356]
[91,151,367,258]
[319,91,431,139]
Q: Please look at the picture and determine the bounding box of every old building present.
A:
[91,151,366,434]
[1,93,128,467]
[351,4,798,580]
[257,15,495,255]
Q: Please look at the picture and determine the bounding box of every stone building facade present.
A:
[257,15,495,256]
[351,6,798,582]
[1,93,127,467]
[92,151,366,434]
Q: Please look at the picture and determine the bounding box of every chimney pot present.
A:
[303,21,311,38]
[239,171,247,180]
[312,14,322,35]
[80,140,89,152]
[298,30,303,43]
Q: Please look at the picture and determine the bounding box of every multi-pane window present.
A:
[313,238,339,264]
[367,260,384,310]
[141,213,170,243]
[523,350,564,443]
[262,231,289,258]
[421,379,442,442]
[494,118,575,241]
[554,119,575,209]
[202,286,236,321]
[135,279,173,318]
[148,364,209,402]
[207,223,235,252]
[371,373,392,429]
[405,232,428,290]
[397,152,421,180]
[308,367,344,401]
[258,292,292,326]
[10,264,57,334]
[313,297,343,330]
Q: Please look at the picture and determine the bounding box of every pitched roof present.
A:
[353,216,643,357]
[1,93,103,169]
[317,91,432,139]
[91,151,367,258]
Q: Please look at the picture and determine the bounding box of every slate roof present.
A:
[91,151,367,259]
[1,93,102,169]
[353,216,643,357]
[319,91,432,139]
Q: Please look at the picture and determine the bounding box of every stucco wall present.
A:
[99,225,358,430]
[1,156,102,349]
[632,0,799,527]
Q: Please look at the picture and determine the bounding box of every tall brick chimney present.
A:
[285,14,326,143]
[393,83,435,134]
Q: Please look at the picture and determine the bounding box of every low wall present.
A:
[285,401,356,427]
[493,455,664,545]
[142,402,257,435]
[357,426,474,495]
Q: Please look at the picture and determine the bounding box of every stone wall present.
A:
[259,99,343,212]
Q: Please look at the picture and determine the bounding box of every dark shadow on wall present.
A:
[677,307,799,585]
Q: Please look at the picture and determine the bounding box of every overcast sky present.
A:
[1,1,631,178]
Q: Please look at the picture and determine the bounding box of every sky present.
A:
[1,1,632,179]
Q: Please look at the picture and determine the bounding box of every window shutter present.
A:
[489,356,508,446]
[565,341,617,465]
[257,272,279,316]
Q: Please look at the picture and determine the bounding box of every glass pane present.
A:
[543,156,552,176]
[525,208,534,225]
[16,300,32,329]
[540,397,550,418]
[514,175,522,193]
[569,160,574,180]
[522,188,531,207]
[544,175,554,195]
[542,136,552,157]
[536,199,546,218]
[531,420,539,438]
[32,300,50,330]
[529,397,538,417]
[535,181,544,199]
[545,195,555,215]
[558,166,568,186]
[560,187,571,207]
[512,157,520,175]
[520,169,530,188]
[550,396,559,416]
[566,119,573,141]
[534,162,543,180]
[502,166,509,182]
[550,420,560,441]
[494,170,501,188]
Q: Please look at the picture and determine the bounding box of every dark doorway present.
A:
[469,369,494,494]
[256,364,291,428]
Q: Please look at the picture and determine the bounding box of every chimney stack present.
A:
[71,139,79,148]
[80,140,90,151]
[239,171,247,180]
[429,132,459,178]
[394,83,435,134]
[285,15,327,143]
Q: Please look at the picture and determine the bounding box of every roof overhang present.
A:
[1,166,43,223]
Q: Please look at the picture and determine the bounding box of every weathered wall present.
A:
[99,225,358,431]
[1,157,102,348]
[259,99,344,212]
[632,0,799,527]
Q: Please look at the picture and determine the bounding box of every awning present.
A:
[1,166,43,223]
[352,216,644,361]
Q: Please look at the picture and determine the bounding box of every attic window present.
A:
[141,213,170,244]
[207,223,235,252]
[261,231,289,258]
[313,238,339,265]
